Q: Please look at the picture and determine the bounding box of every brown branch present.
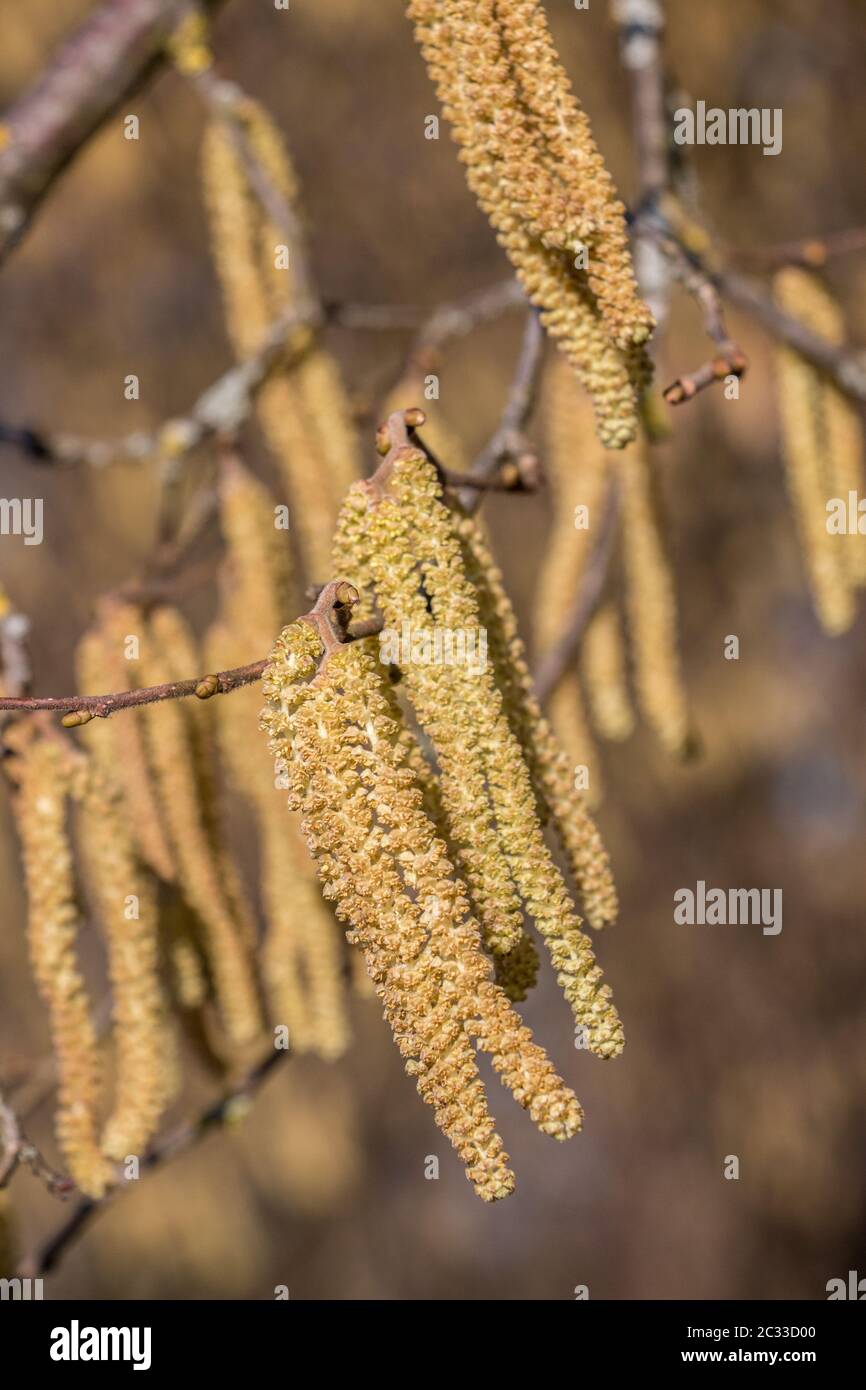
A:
[533,477,622,705]
[0,603,382,723]
[731,227,866,270]
[458,309,545,514]
[716,265,866,402]
[18,1048,286,1280]
[0,0,226,266]
[0,1090,74,1198]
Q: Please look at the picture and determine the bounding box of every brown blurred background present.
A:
[1,0,866,1300]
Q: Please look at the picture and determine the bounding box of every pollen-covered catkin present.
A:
[619,444,693,757]
[407,0,652,447]
[773,268,864,624]
[454,506,619,930]
[262,626,584,1199]
[362,452,623,1052]
[210,454,350,1059]
[75,766,178,1160]
[9,730,113,1197]
[358,490,526,957]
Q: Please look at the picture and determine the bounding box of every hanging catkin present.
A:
[336,445,623,1047]
[773,268,864,628]
[534,354,624,789]
[582,603,635,742]
[338,479,526,959]
[8,728,112,1197]
[454,504,619,931]
[135,611,263,1052]
[208,452,351,1058]
[261,617,584,1200]
[407,0,652,447]
[201,102,361,580]
[75,603,175,883]
[75,765,179,1160]
[619,443,692,757]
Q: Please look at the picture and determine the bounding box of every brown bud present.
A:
[194,675,220,700]
[403,407,426,429]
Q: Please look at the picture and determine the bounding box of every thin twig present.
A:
[459,310,546,513]
[731,226,866,270]
[0,0,227,265]
[533,478,622,705]
[18,1049,286,1279]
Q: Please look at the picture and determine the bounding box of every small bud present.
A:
[194,675,220,700]
[62,709,93,727]
[403,407,426,429]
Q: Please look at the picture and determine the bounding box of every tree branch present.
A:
[0,0,226,265]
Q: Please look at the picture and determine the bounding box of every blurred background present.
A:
[1,0,865,1299]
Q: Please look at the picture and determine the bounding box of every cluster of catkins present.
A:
[7,454,357,1199]
[773,269,866,635]
[261,420,625,1200]
[407,0,654,448]
[535,355,693,792]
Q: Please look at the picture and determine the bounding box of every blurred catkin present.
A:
[76,766,179,1160]
[9,729,112,1197]
[137,611,263,1054]
[407,0,652,446]
[582,603,635,742]
[262,623,585,1199]
[773,269,864,630]
[201,103,361,580]
[534,354,613,789]
[75,604,175,883]
[619,444,692,758]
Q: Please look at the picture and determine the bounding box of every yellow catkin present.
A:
[262,625,584,1200]
[161,890,209,1012]
[582,603,635,742]
[75,765,178,1160]
[201,105,361,580]
[534,353,613,789]
[339,481,526,958]
[75,606,175,883]
[148,605,259,954]
[136,619,263,1053]
[455,508,619,930]
[773,269,864,622]
[211,453,351,1059]
[355,452,623,1052]
[209,622,350,1060]
[619,443,692,756]
[9,730,112,1197]
[407,0,652,446]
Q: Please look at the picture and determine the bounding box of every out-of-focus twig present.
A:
[731,227,866,270]
[18,1048,286,1279]
[0,0,226,265]
[533,478,622,705]
[459,310,545,514]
